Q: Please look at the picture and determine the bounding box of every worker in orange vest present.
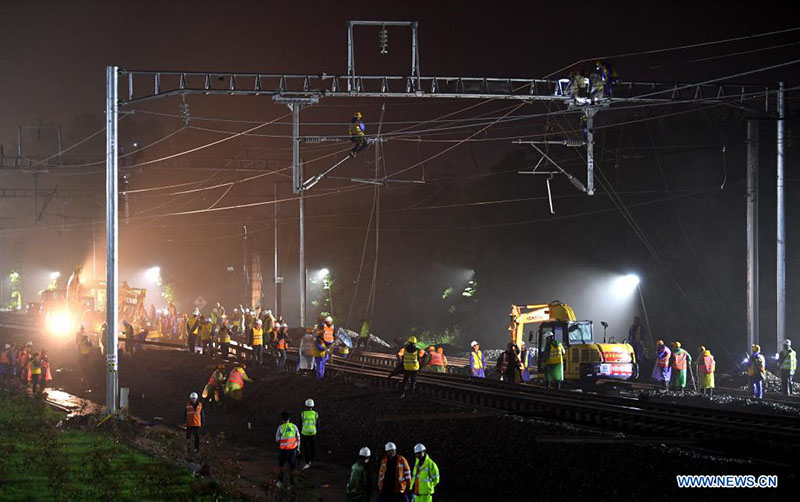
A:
[696,346,715,396]
[669,341,692,393]
[377,441,411,500]
[275,411,301,488]
[424,346,445,373]
[276,323,289,371]
[318,316,335,361]
[184,392,205,452]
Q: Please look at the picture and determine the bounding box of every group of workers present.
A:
[566,61,619,102]
[346,441,440,502]
[0,341,52,395]
[388,336,452,397]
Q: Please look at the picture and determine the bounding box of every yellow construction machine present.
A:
[509,301,638,382]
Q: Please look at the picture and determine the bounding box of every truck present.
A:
[509,301,638,383]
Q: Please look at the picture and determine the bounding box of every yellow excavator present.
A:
[509,301,638,382]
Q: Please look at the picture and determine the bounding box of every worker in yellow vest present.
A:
[544,335,565,389]
[77,332,93,379]
[250,318,264,365]
[187,311,201,352]
[696,346,715,396]
[27,352,43,395]
[199,317,213,355]
[300,398,318,469]
[224,363,252,402]
[777,339,796,396]
[275,411,301,488]
[411,443,440,502]
[401,337,421,397]
[184,392,204,452]
[313,331,328,380]
[469,341,486,378]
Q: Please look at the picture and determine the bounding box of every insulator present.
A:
[564,139,585,147]
[379,26,388,54]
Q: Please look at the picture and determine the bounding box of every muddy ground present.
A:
[13,334,786,501]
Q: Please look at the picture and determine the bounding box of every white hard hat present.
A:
[26,341,33,347]
[189,392,198,400]
[193,309,200,315]
[325,316,333,322]
[359,447,371,457]
[470,341,479,347]
[221,314,227,318]
[305,398,314,407]
[784,339,792,346]
[273,321,281,328]
[282,323,288,328]
[413,443,426,454]
[255,319,263,325]
[4,344,9,349]
[266,310,272,315]
[384,442,397,451]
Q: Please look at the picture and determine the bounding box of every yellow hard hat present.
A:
[752,344,760,352]
[673,341,681,348]
[408,336,417,344]
[354,112,362,118]
[656,339,664,346]
[698,345,706,352]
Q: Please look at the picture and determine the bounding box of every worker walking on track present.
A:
[184,392,204,452]
[313,330,328,380]
[424,346,445,373]
[275,411,301,488]
[378,442,411,502]
[224,362,252,402]
[544,335,566,389]
[349,112,368,158]
[469,341,485,378]
[696,346,715,396]
[669,341,692,393]
[411,444,440,502]
[276,323,289,371]
[202,364,227,405]
[777,339,796,396]
[746,344,766,400]
[651,340,672,389]
[401,336,422,397]
[300,398,319,469]
[346,447,372,502]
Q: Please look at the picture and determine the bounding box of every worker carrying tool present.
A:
[349,112,368,158]
[224,362,252,402]
[696,346,715,396]
[469,341,485,378]
[275,411,301,488]
[300,398,318,469]
[202,365,227,405]
[651,340,672,389]
[669,341,692,394]
[401,336,422,397]
[345,447,372,502]
[746,344,766,400]
[411,443,440,502]
[544,335,566,389]
[777,339,796,396]
[378,442,411,501]
[184,392,204,452]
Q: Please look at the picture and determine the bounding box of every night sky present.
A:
[1,1,798,364]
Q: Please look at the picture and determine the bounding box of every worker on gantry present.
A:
[349,112,368,158]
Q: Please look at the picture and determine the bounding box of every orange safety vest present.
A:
[0,350,10,364]
[322,324,335,344]
[378,455,412,493]
[228,368,245,387]
[186,401,203,427]
[278,422,299,450]
[672,349,687,370]
[656,347,670,368]
[698,354,715,374]
[277,337,287,350]
[428,351,444,367]
[206,370,224,387]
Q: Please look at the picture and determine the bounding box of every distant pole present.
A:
[242,226,249,306]
[299,159,306,328]
[584,108,596,196]
[274,181,281,315]
[637,283,653,352]
[746,120,759,350]
[776,82,785,350]
[105,65,119,414]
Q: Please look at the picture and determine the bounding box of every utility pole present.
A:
[104,65,120,415]
[274,181,282,314]
[273,96,318,327]
[242,225,249,305]
[776,82,785,350]
[746,120,759,350]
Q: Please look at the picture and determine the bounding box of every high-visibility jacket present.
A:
[252,327,264,346]
[277,422,299,450]
[322,324,335,345]
[185,401,203,427]
[188,317,200,335]
[747,352,766,378]
[227,368,246,389]
[471,350,484,370]
[403,347,420,371]
[78,338,92,355]
[277,334,287,350]
[313,335,327,357]
[428,351,444,367]
[378,455,411,493]
[412,454,440,496]
[28,358,42,375]
[349,118,366,137]
[698,353,715,374]
[206,370,225,387]
[359,321,370,339]
[301,409,318,436]
[672,349,687,370]
[199,323,213,341]
[779,348,797,371]
[546,341,565,365]
[656,346,671,367]
[0,349,10,364]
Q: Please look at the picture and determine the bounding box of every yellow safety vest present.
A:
[252,327,263,346]
[547,341,564,365]
[403,348,420,371]
[471,350,484,369]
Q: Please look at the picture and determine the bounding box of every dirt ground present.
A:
[14,335,800,500]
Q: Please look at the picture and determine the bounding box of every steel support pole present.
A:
[347,22,355,92]
[242,225,249,305]
[585,108,596,196]
[776,82,785,349]
[299,159,306,328]
[104,65,119,414]
[747,120,759,350]
[274,181,281,315]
